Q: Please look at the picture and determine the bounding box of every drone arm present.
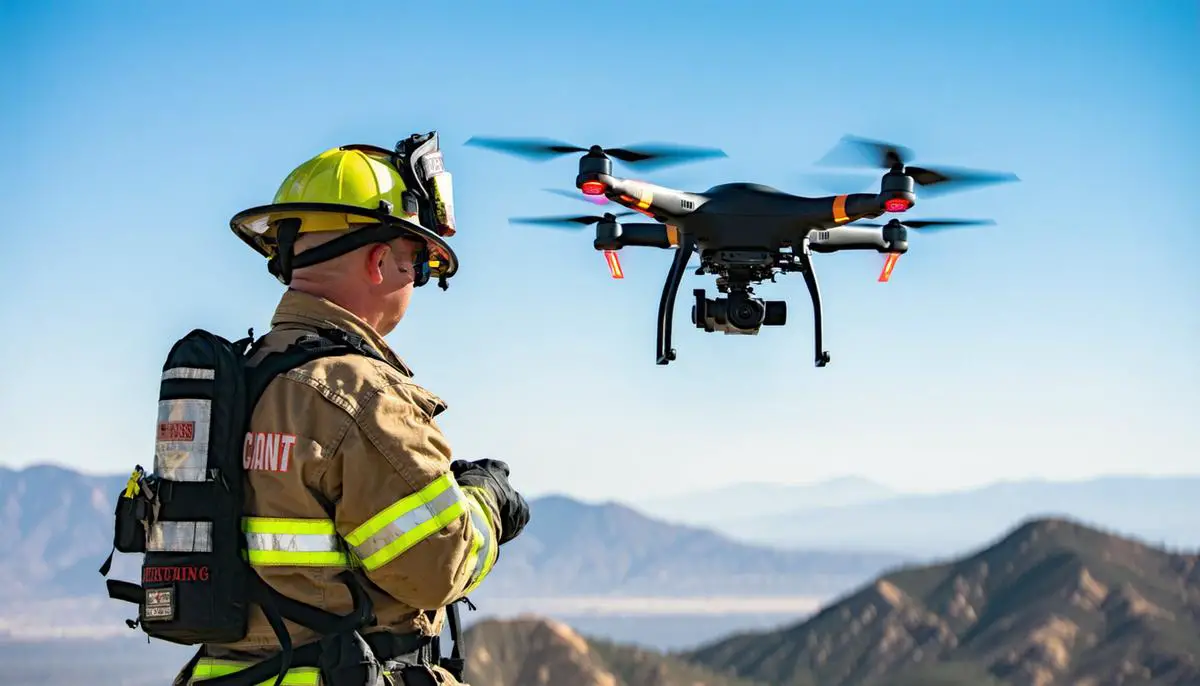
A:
[819,193,887,227]
[798,240,830,368]
[656,236,695,365]
[599,178,699,220]
[807,226,890,254]
[614,223,676,249]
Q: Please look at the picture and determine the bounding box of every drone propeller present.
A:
[815,134,1019,198]
[465,136,727,170]
[508,211,637,229]
[854,217,995,282]
[509,212,630,278]
[854,218,996,231]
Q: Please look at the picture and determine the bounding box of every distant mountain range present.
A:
[5,463,1199,685]
[461,616,763,686]
[632,476,896,528]
[0,464,903,640]
[451,517,1200,685]
[683,516,1200,685]
[482,494,903,599]
[637,475,1200,558]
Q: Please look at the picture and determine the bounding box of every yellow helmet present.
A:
[230,137,458,287]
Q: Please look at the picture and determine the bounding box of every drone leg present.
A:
[656,238,695,365]
[799,243,831,368]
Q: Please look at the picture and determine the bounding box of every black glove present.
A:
[451,459,530,545]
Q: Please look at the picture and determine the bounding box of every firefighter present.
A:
[178,137,530,685]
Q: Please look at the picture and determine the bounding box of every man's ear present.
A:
[365,243,390,285]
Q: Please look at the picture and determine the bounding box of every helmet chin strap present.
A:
[270,218,304,285]
[269,222,419,286]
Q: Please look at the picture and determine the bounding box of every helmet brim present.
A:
[230,202,458,280]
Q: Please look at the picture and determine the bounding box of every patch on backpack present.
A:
[157,421,196,442]
[143,586,176,621]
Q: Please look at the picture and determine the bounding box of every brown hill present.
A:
[681,516,1200,686]
[462,615,766,686]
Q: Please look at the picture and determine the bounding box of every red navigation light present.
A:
[884,197,912,213]
[581,181,606,196]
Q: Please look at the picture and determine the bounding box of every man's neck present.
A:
[287,283,384,333]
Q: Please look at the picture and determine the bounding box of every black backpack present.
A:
[97,326,397,686]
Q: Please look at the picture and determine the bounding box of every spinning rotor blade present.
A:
[816,134,1019,196]
[902,165,1020,197]
[601,142,728,170]
[816,135,915,170]
[508,211,636,229]
[855,218,995,231]
[466,136,726,169]
[464,136,586,161]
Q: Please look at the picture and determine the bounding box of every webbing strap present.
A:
[269,221,409,285]
[201,571,374,686]
[443,601,466,681]
[246,328,392,407]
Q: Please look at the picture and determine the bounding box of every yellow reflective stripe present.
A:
[244,517,337,535]
[242,517,348,567]
[192,658,320,685]
[345,472,469,571]
[462,487,499,595]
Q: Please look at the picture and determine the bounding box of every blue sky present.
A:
[2,0,1196,502]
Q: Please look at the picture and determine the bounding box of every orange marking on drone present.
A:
[605,250,624,279]
[637,190,654,210]
[832,195,849,224]
[878,253,899,282]
[665,225,679,246]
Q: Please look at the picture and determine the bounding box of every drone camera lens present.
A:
[726,297,765,330]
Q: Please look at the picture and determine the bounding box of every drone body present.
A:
[466,135,1018,367]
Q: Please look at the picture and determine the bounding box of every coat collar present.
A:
[269,288,414,377]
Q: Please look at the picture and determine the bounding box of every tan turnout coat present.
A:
[182,289,500,685]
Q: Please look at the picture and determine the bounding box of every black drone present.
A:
[465,134,1019,367]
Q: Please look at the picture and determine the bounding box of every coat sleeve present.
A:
[332,383,501,609]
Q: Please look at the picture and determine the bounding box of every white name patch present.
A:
[243,432,298,472]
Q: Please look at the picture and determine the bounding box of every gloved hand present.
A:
[451,459,530,545]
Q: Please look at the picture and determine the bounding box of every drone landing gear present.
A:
[656,238,696,365]
[798,244,831,368]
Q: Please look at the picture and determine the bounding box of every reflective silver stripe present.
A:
[161,367,215,381]
[147,521,213,552]
[245,532,342,554]
[350,481,467,565]
[154,398,211,482]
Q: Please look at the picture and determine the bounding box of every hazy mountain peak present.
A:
[464,615,767,686]
[630,475,896,528]
[684,517,1200,686]
[0,467,905,630]
[465,616,617,686]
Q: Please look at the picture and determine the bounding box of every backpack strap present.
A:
[232,328,397,686]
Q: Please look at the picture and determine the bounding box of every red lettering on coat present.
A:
[242,432,297,472]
